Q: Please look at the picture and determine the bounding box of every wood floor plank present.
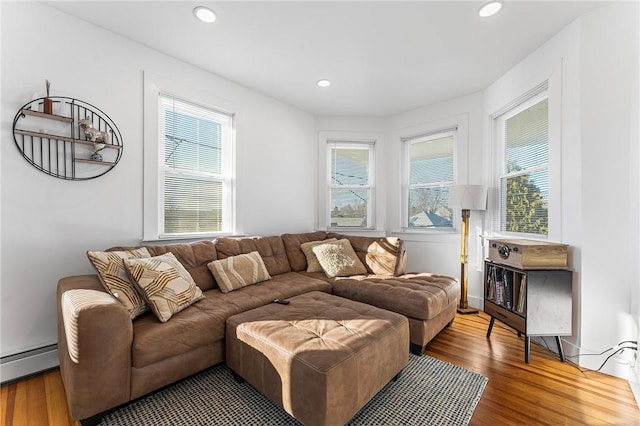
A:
[26,375,49,426]
[44,370,75,426]
[1,311,638,426]
[424,312,640,426]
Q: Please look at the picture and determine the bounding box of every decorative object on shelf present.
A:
[447,184,488,314]
[12,96,123,180]
[43,80,53,114]
[78,117,110,144]
[90,144,105,162]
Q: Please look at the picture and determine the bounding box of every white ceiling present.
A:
[45,1,608,117]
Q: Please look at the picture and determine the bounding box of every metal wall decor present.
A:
[12,97,123,180]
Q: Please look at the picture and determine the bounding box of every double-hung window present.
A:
[494,91,549,236]
[159,95,233,236]
[327,141,374,229]
[404,130,455,229]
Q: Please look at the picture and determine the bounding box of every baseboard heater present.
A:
[0,344,59,384]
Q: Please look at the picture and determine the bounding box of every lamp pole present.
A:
[458,208,478,314]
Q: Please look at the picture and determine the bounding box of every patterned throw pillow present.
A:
[87,248,151,319]
[312,239,368,278]
[207,251,271,293]
[124,253,204,323]
[300,238,337,272]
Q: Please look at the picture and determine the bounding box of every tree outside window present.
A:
[498,96,549,235]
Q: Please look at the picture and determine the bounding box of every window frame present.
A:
[492,85,551,239]
[317,131,382,232]
[402,128,458,231]
[326,140,375,230]
[158,95,234,238]
[143,72,237,241]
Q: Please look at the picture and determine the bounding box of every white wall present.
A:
[316,95,486,293]
[483,12,584,354]
[386,93,486,298]
[483,1,639,379]
[0,2,315,362]
[578,1,639,378]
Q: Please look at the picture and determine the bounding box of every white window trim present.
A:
[489,77,562,241]
[317,131,383,231]
[397,114,468,233]
[143,71,237,241]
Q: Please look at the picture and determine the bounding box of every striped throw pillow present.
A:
[87,248,151,319]
[124,253,204,323]
[207,251,271,293]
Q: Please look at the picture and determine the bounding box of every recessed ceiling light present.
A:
[194,6,216,23]
[317,79,331,87]
[478,1,502,18]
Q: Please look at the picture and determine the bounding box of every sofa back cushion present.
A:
[214,236,291,276]
[327,233,406,276]
[281,231,329,271]
[108,240,218,291]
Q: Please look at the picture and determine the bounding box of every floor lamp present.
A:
[448,185,488,314]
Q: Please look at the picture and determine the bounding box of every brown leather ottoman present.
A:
[330,273,460,355]
[225,291,409,426]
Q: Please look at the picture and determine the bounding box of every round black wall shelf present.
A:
[12,97,123,180]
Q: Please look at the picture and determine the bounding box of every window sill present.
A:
[142,233,245,243]
[388,228,459,243]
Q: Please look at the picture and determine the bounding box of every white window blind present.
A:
[160,95,233,235]
[405,130,455,228]
[328,142,373,229]
[497,95,549,235]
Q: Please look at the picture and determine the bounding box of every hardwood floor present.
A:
[2,312,638,426]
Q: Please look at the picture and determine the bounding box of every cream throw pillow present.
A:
[312,239,368,278]
[124,252,204,323]
[300,238,337,272]
[87,247,151,319]
[207,251,271,293]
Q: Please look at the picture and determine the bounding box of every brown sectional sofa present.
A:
[57,232,459,425]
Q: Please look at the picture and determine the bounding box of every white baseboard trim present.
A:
[0,345,59,383]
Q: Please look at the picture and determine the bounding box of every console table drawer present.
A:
[484,300,525,333]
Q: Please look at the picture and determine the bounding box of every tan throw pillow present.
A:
[124,252,204,323]
[300,238,337,272]
[87,248,151,319]
[312,239,368,278]
[207,251,271,293]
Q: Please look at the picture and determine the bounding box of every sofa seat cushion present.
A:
[215,236,291,276]
[131,272,332,368]
[194,272,333,320]
[132,301,223,368]
[331,273,459,321]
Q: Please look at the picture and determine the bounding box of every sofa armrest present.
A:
[57,275,133,421]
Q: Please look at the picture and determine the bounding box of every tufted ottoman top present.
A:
[227,291,407,370]
[331,272,460,321]
[225,291,409,426]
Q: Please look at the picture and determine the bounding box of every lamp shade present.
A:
[448,185,488,211]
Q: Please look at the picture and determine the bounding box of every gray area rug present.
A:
[101,354,487,426]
